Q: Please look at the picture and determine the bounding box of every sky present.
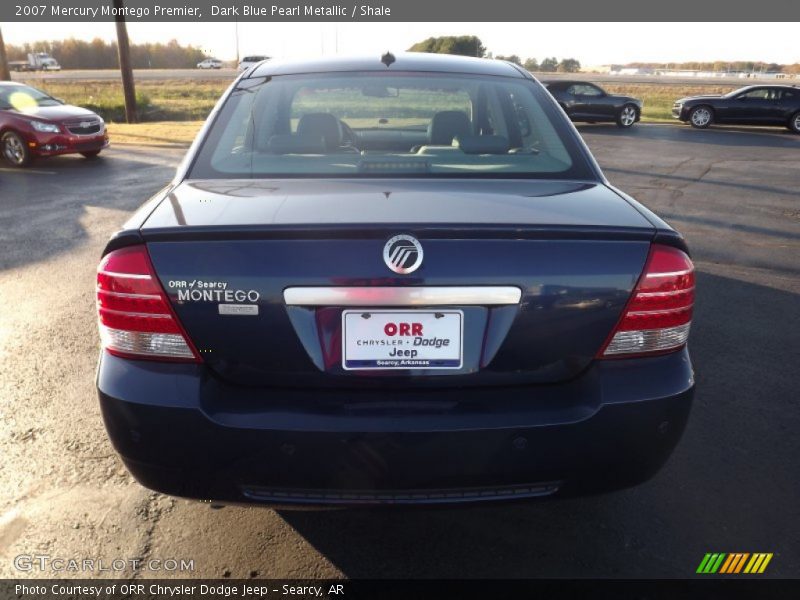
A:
[2,22,797,66]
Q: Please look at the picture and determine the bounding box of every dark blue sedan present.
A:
[97,53,695,506]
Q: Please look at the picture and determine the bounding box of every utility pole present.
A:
[0,27,11,81]
[234,20,240,64]
[113,0,138,123]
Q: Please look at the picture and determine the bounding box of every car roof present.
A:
[736,84,798,90]
[247,53,529,79]
[541,80,594,87]
[0,82,27,88]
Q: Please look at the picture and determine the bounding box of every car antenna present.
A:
[381,52,396,67]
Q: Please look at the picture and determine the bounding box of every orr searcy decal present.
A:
[169,280,260,304]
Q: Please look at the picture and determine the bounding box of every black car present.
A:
[673,85,800,133]
[543,80,642,128]
[96,54,694,507]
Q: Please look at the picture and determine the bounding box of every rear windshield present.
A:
[189,71,596,180]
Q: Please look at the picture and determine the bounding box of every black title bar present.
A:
[2,579,800,600]
[3,0,798,21]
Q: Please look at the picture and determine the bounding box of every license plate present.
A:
[342,310,463,370]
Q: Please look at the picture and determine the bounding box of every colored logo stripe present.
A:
[697,553,773,574]
[719,553,749,573]
[697,553,726,573]
[744,553,773,574]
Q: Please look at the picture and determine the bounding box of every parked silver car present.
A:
[197,58,223,69]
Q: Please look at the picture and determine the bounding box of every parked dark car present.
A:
[543,80,642,128]
[0,82,108,167]
[97,53,694,507]
[673,84,800,132]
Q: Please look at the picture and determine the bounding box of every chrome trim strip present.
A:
[96,289,161,300]
[636,286,695,298]
[645,268,694,278]
[98,270,152,280]
[98,307,171,318]
[626,305,693,316]
[283,286,522,307]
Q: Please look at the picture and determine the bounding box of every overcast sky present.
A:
[2,22,797,65]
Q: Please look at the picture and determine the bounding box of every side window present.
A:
[572,84,603,97]
[509,92,533,138]
[739,88,771,100]
[779,89,796,101]
[481,85,509,139]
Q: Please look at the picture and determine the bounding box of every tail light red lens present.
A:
[97,245,200,362]
[599,244,694,358]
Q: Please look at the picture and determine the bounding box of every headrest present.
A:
[427,111,471,145]
[297,113,342,150]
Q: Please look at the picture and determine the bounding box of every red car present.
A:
[0,82,109,167]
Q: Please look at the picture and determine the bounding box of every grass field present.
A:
[21,77,745,142]
[18,78,225,122]
[107,121,204,146]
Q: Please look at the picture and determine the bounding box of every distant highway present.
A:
[12,68,238,81]
[534,73,800,87]
[12,68,798,87]
[534,71,797,87]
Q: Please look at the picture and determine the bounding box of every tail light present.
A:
[599,244,694,358]
[97,245,200,362]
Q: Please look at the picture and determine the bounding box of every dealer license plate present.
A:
[342,310,463,370]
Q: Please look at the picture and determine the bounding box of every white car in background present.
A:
[197,58,223,69]
[237,55,270,71]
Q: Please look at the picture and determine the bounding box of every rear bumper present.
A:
[98,349,694,506]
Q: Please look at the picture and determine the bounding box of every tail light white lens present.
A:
[97,245,200,362]
[599,244,694,358]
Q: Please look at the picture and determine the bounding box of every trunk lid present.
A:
[142,179,655,387]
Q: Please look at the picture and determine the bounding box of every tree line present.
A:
[4,37,208,69]
[495,55,580,73]
[8,35,796,75]
[407,36,800,74]
[407,36,580,72]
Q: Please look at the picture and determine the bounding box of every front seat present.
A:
[297,113,343,151]
[428,111,471,145]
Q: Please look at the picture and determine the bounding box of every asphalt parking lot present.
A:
[0,123,798,579]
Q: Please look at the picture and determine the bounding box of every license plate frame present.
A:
[341,309,464,371]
